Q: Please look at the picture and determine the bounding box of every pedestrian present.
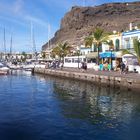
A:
[120,61,125,74]
[108,64,111,71]
[124,65,128,74]
[45,62,49,69]
[52,61,56,69]
[80,62,84,72]
[83,62,87,71]
[60,61,64,70]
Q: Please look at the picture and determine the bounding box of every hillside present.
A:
[42,1,140,51]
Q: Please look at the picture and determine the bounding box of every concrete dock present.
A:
[34,67,140,91]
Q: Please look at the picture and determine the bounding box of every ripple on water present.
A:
[0,72,140,140]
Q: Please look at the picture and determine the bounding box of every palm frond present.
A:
[51,42,72,59]
[104,40,114,50]
[133,39,140,63]
[93,28,104,41]
[84,36,93,47]
[122,49,131,55]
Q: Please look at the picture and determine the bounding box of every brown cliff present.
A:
[42,1,140,51]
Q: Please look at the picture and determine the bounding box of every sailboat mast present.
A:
[31,22,37,60]
[3,28,6,55]
[10,34,12,55]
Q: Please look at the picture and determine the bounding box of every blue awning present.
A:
[99,52,115,58]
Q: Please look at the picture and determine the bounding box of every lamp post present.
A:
[77,46,80,69]
[110,48,113,70]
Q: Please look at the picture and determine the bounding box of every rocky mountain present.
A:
[42,1,140,51]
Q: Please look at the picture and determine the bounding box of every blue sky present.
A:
[0,0,137,52]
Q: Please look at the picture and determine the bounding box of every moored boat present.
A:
[0,70,7,75]
[0,63,9,75]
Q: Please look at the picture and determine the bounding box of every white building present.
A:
[79,45,92,55]
[122,29,140,50]
[102,33,122,52]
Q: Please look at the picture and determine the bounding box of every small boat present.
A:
[8,64,22,70]
[23,64,35,71]
[0,70,7,75]
[0,63,9,75]
[6,62,22,70]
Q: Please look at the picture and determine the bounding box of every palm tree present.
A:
[84,36,93,47]
[104,40,114,50]
[133,39,140,64]
[122,39,140,64]
[85,28,108,64]
[21,51,27,62]
[122,49,130,55]
[41,51,46,59]
[51,42,72,61]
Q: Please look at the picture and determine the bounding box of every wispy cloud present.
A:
[13,0,24,14]
[25,15,48,27]
[0,15,26,28]
[0,0,24,16]
[0,0,49,28]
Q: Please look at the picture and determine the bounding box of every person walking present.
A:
[60,61,64,70]
[83,62,87,71]
[120,61,125,74]
[80,62,84,72]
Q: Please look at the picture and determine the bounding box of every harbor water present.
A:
[0,71,140,140]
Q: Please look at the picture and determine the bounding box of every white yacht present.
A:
[0,62,9,74]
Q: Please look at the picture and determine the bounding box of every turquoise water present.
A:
[0,71,140,140]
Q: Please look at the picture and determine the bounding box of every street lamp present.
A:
[110,48,113,70]
[77,46,80,69]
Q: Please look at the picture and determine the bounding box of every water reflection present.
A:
[0,72,140,140]
[43,76,140,130]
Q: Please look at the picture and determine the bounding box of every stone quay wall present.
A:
[34,68,140,91]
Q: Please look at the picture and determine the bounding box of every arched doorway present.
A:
[115,39,120,51]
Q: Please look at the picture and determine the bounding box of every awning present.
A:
[122,54,137,58]
[86,52,98,58]
[99,52,115,58]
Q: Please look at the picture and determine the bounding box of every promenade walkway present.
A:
[61,67,140,80]
[34,67,140,90]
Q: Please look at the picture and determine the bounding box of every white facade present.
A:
[122,30,140,50]
[64,56,86,68]
[80,47,91,55]
[79,33,122,57]
[63,56,96,68]
[102,33,122,52]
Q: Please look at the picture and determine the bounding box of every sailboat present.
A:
[23,22,37,71]
[6,32,21,70]
[0,28,10,74]
[0,62,9,74]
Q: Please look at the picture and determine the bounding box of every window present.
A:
[65,58,72,63]
[99,45,102,52]
[124,38,130,49]
[94,45,97,52]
